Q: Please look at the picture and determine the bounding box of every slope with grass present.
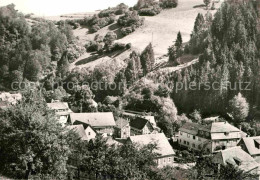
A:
[71,0,222,70]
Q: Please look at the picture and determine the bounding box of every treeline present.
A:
[134,0,178,16]
[0,4,85,87]
[77,3,144,35]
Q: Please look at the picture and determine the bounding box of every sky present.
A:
[0,0,138,16]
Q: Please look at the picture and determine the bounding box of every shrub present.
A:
[126,43,132,49]
[121,27,134,36]
[117,11,143,27]
[86,41,103,52]
[139,7,161,16]
[111,43,126,51]
[160,0,178,8]
[89,24,100,33]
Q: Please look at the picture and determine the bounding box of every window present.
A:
[179,139,182,143]
[88,132,91,136]
[184,141,186,144]
[224,132,229,136]
[193,136,196,140]
[164,158,166,163]
[187,142,190,145]
[168,157,171,162]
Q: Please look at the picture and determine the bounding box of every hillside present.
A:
[71,0,222,71]
[75,0,221,54]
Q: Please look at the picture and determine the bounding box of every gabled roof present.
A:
[130,117,153,130]
[179,121,246,139]
[115,118,129,129]
[179,122,201,135]
[70,112,116,127]
[204,122,241,133]
[240,136,260,156]
[47,102,69,110]
[212,146,259,172]
[67,125,87,140]
[129,133,175,157]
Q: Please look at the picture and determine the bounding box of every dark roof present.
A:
[179,122,202,135]
[130,117,152,130]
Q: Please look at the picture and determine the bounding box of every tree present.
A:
[229,93,249,122]
[189,109,202,123]
[57,51,70,78]
[78,135,159,179]
[140,43,155,75]
[23,54,42,82]
[104,31,117,51]
[176,31,183,48]
[168,31,183,62]
[204,0,212,10]
[0,91,79,179]
[70,85,96,112]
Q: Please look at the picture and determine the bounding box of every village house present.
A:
[128,133,175,168]
[68,112,116,136]
[238,136,260,163]
[122,111,160,131]
[178,121,247,153]
[130,117,155,136]
[47,102,73,126]
[67,125,89,141]
[114,118,131,139]
[212,146,260,176]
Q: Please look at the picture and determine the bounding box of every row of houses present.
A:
[47,102,175,168]
[178,121,260,177]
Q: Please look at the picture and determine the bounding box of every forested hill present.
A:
[0,4,85,88]
[146,2,260,115]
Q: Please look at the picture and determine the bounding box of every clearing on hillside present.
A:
[72,0,222,69]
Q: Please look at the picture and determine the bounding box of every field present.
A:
[69,0,222,70]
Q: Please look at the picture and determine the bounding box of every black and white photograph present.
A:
[0,0,260,179]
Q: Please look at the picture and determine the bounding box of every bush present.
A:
[160,0,178,8]
[139,7,161,16]
[88,15,115,33]
[126,43,132,49]
[89,24,100,33]
[117,11,143,27]
[111,43,126,51]
[121,27,134,36]
[86,41,103,52]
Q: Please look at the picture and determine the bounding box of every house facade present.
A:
[47,102,72,126]
[238,136,260,163]
[178,122,247,153]
[128,133,175,168]
[115,118,131,139]
[130,117,154,136]
[69,112,116,136]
